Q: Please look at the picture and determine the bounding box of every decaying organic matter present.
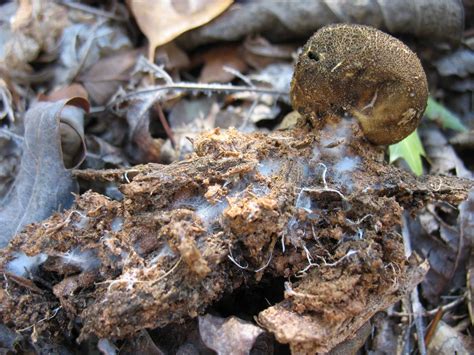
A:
[0,119,471,352]
[291,24,429,145]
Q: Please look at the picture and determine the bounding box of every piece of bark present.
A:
[0,122,471,350]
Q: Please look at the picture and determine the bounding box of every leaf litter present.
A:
[0,1,473,354]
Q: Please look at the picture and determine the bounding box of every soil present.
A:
[0,118,471,352]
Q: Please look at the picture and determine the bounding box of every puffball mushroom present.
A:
[291,24,429,145]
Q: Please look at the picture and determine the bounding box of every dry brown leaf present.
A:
[38,83,89,103]
[196,45,247,83]
[10,0,33,30]
[79,49,142,105]
[155,42,190,71]
[127,0,233,61]
[3,0,68,72]
[242,35,296,69]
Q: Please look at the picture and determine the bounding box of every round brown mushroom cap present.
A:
[291,24,429,145]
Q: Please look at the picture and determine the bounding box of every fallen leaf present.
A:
[459,189,474,326]
[38,83,88,103]
[0,324,22,353]
[58,22,132,84]
[198,314,264,355]
[408,201,471,303]
[468,251,474,326]
[3,0,68,72]
[79,49,141,105]
[420,126,472,178]
[155,42,190,71]
[179,0,464,50]
[369,314,400,354]
[435,49,474,78]
[84,135,129,170]
[450,131,474,150]
[427,321,470,355]
[98,339,118,355]
[167,97,218,160]
[196,44,247,83]
[38,86,89,169]
[0,136,20,199]
[10,0,33,30]
[248,63,293,105]
[0,98,88,247]
[127,0,233,61]
[119,330,165,355]
[0,79,15,123]
[242,35,296,69]
[125,98,163,163]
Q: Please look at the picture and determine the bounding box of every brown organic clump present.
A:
[291,24,429,145]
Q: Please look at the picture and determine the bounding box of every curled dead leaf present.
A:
[0,98,88,247]
[39,87,89,168]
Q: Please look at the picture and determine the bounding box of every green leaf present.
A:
[389,130,426,176]
[425,97,468,132]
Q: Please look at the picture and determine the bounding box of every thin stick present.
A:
[424,308,443,346]
[402,213,427,355]
[155,103,176,148]
[109,82,288,108]
[223,66,255,88]
[0,128,24,142]
[58,1,126,21]
[138,57,173,84]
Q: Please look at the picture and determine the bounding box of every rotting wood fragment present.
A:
[0,123,472,352]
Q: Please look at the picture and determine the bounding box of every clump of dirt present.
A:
[0,120,471,352]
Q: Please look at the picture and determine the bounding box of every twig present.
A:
[3,274,10,297]
[0,128,24,143]
[155,103,176,148]
[402,213,427,355]
[239,95,261,131]
[0,86,15,122]
[137,57,173,84]
[57,1,126,21]
[223,66,255,88]
[424,308,443,347]
[390,293,466,317]
[108,82,288,110]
